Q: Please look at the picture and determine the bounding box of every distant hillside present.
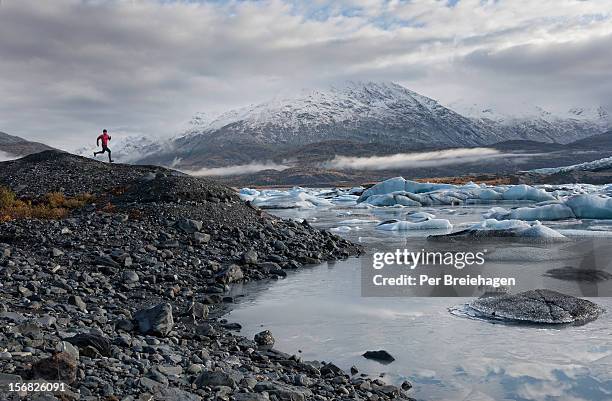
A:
[0,131,54,159]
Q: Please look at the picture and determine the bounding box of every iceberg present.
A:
[250,188,333,209]
[432,219,565,240]
[502,185,555,202]
[363,192,422,207]
[485,204,575,221]
[338,219,380,225]
[376,218,453,231]
[564,194,612,219]
[358,177,454,203]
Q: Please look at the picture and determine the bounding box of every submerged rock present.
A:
[362,350,395,363]
[469,289,604,324]
[544,266,612,282]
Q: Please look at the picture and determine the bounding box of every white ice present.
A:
[376,219,453,231]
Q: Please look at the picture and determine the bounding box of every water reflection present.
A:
[229,204,612,400]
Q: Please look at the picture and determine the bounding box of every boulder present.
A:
[362,350,395,363]
[135,303,174,336]
[469,289,604,324]
[176,218,203,234]
[254,330,275,347]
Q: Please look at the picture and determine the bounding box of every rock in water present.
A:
[469,289,604,324]
[135,303,174,336]
[362,350,395,363]
[254,330,275,347]
[30,352,77,384]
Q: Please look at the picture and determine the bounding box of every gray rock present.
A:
[65,332,112,357]
[155,388,202,401]
[254,330,275,347]
[135,303,174,337]
[68,295,87,312]
[59,341,79,360]
[122,270,139,283]
[253,381,312,401]
[216,264,244,284]
[193,232,211,244]
[176,218,203,234]
[469,289,604,324]
[234,393,270,401]
[242,249,258,265]
[362,350,395,363]
[195,371,236,388]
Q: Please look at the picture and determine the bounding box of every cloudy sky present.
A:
[1,0,611,149]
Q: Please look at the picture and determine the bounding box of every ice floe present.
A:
[431,219,566,240]
[376,219,453,231]
[484,203,575,221]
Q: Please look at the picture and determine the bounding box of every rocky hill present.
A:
[0,131,53,159]
[0,151,406,401]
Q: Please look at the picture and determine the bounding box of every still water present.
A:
[228,204,612,401]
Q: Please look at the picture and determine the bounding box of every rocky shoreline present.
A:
[0,151,418,401]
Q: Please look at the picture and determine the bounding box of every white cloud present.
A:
[0,150,18,162]
[181,161,289,176]
[323,148,532,170]
[0,0,611,148]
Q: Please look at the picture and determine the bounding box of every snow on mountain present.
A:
[447,100,610,143]
[529,156,612,175]
[75,135,170,163]
[179,81,502,147]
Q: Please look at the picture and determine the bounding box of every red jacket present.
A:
[97,133,111,147]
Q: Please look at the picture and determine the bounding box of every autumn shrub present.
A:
[0,187,95,221]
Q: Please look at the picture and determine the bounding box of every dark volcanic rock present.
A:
[30,352,77,384]
[363,350,396,363]
[469,289,604,324]
[254,330,275,347]
[65,332,112,357]
[135,303,174,336]
[0,151,369,400]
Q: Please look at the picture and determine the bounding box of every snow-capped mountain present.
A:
[448,100,610,143]
[75,135,170,163]
[130,81,611,170]
[178,81,504,148]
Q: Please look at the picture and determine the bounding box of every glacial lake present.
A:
[228,203,612,401]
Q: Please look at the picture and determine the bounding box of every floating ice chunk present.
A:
[502,185,555,202]
[471,219,532,230]
[338,219,380,225]
[565,194,612,219]
[557,229,612,237]
[358,177,407,202]
[468,188,504,201]
[435,219,566,240]
[239,188,260,201]
[376,219,453,231]
[404,180,455,194]
[406,212,436,222]
[358,177,456,203]
[485,204,575,221]
[332,194,359,203]
[364,192,422,207]
[330,226,353,232]
[251,189,333,209]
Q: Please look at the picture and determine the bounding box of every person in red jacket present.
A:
[94,129,113,162]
